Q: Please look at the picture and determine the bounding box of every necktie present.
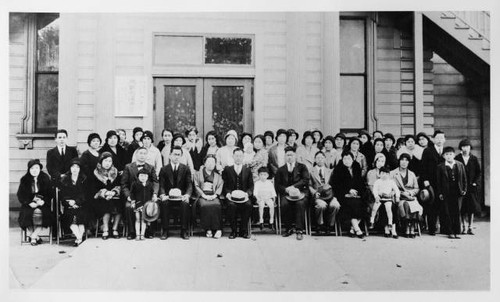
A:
[61,147,65,158]
[173,165,178,185]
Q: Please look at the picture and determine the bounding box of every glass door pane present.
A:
[204,79,253,140]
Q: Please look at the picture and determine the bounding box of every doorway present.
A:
[154,78,253,142]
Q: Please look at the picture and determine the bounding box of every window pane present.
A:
[37,15,59,72]
[340,19,365,73]
[340,76,365,129]
[154,35,203,65]
[212,86,244,138]
[205,37,252,65]
[164,86,196,134]
[36,74,58,132]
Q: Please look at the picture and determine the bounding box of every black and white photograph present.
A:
[1,0,498,300]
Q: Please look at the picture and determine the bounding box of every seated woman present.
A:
[391,153,422,238]
[17,159,53,246]
[60,159,87,246]
[367,153,387,227]
[330,151,368,239]
[193,155,224,239]
[91,152,122,240]
[372,167,401,238]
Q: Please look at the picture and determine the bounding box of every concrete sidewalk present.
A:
[9,221,490,291]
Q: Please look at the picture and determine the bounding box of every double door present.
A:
[154,78,253,142]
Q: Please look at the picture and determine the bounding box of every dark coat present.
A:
[91,167,122,216]
[222,165,254,198]
[158,163,193,197]
[46,145,79,183]
[17,171,53,229]
[455,154,481,186]
[80,150,100,180]
[274,162,310,195]
[360,141,375,169]
[455,153,482,213]
[420,145,445,187]
[436,162,467,200]
[121,162,159,200]
[130,181,155,209]
[99,144,129,172]
[330,161,366,203]
[382,147,398,171]
[59,172,87,225]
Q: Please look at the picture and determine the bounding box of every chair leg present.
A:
[95,219,100,238]
[338,221,343,236]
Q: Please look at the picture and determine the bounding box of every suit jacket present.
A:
[390,168,419,197]
[46,145,79,182]
[222,165,254,198]
[309,166,333,195]
[274,162,310,195]
[158,163,193,197]
[455,153,481,186]
[121,162,159,199]
[420,145,444,187]
[436,161,467,200]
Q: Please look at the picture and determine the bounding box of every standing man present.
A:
[275,146,310,240]
[121,147,159,240]
[158,146,192,240]
[222,148,254,239]
[420,130,446,235]
[46,129,79,184]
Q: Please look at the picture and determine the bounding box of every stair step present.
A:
[469,36,483,40]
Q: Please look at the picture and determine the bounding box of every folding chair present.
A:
[20,189,55,245]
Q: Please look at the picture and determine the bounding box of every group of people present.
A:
[17,126,482,245]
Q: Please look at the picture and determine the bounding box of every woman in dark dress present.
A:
[80,133,101,231]
[330,151,368,238]
[92,152,122,240]
[193,155,224,238]
[99,130,128,174]
[17,159,53,246]
[359,130,375,169]
[60,159,87,246]
[455,139,482,234]
[382,133,398,170]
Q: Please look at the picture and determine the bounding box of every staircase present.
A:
[422,11,490,78]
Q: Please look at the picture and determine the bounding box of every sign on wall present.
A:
[114,76,148,116]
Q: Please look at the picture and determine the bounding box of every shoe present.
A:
[160,233,168,240]
[282,229,294,237]
[454,235,461,239]
[448,234,455,239]
[102,231,109,240]
[214,230,222,239]
[140,235,145,240]
[259,223,264,230]
[242,231,251,239]
[181,231,190,240]
[467,228,474,235]
[269,223,276,231]
[145,233,154,239]
[296,231,303,240]
[429,231,436,236]
[349,230,355,238]
[30,240,38,246]
[461,229,467,235]
[392,234,399,239]
[369,222,375,229]
[356,231,364,239]
[36,238,42,244]
[228,231,237,239]
[135,236,141,241]
[127,234,136,240]
[206,230,213,238]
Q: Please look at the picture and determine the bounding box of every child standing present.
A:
[253,167,277,230]
[436,146,467,239]
[371,167,400,238]
[130,168,155,240]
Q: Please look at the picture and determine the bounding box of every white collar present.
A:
[445,161,456,168]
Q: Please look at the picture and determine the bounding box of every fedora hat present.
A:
[143,201,159,222]
[168,188,183,201]
[286,187,305,201]
[419,187,435,204]
[228,190,248,203]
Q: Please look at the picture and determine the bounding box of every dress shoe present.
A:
[242,231,251,239]
[160,233,168,240]
[259,223,264,230]
[30,240,38,246]
[112,230,119,239]
[181,231,190,240]
[36,238,43,244]
[127,234,136,240]
[448,234,455,239]
[228,231,237,239]
[102,231,109,240]
[282,228,294,237]
[356,231,364,239]
[429,231,436,236]
[296,231,303,240]
[467,228,474,235]
[454,235,461,239]
[392,234,399,239]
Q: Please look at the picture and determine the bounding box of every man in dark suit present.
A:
[158,146,192,240]
[121,147,159,240]
[436,146,467,239]
[222,148,254,239]
[46,129,79,184]
[275,146,310,240]
[420,130,446,235]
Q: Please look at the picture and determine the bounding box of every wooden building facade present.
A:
[8,12,490,208]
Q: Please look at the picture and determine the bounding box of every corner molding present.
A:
[15,133,54,149]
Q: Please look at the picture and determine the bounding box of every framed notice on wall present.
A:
[114,76,148,116]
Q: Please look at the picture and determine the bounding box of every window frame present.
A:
[339,14,376,134]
